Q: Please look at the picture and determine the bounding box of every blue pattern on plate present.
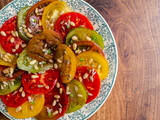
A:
[0,0,118,120]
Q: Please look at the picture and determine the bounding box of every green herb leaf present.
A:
[79,58,85,61]
[69,94,74,97]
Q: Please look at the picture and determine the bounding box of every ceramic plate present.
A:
[0,0,118,120]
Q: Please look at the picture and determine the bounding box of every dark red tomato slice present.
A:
[54,12,94,39]
[35,81,69,120]
[22,69,59,94]
[0,16,26,54]
[75,66,101,103]
[26,0,56,35]
[0,86,31,107]
[71,41,105,56]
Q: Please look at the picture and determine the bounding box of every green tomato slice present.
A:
[17,6,31,41]
[0,77,21,95]
[17,49,53,73]
[66,27,104,49]
[66,79,88,113]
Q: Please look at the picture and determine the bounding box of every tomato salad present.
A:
[0,0,109,119]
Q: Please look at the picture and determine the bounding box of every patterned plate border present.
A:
[0,0,118,120]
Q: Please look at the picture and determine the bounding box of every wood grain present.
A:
[1,0,160,120]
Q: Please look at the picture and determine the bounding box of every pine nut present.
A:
[31,75,39,78]
[19,87,23,92]
[30,60,37,65]
[73,43,77,50]
[16,106,22,112]
[78,76,83,82]
[11,31,16,37]
[52,100,57,106]
[70,21,76,26]
[77,94,83,97]
[27,28,32,33]
[52,111,58,116]
[56,82,60,88]
[54,95,60,99]
[72,36,78,41]
[83,73,89,79]
[0,31,6,36]
[15,44,20,50]
[57,59,62,63]
[59,108,62,113]
[10,37,15,43]
[21,91,26,97]
[59,88,63,94]
[54,63,58,69]
[26,32,33,38]
[86,36,92,41]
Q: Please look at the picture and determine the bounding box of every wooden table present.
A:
[1,0,160,120]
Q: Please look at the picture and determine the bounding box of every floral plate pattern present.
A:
[0,0,118,120]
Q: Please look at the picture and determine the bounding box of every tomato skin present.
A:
[54,12,94,39]
[0,16,26,54]
[35,81,69,120]
[71,41,105,56]
[0,86,31,107]
[26,0,57,35]
[75,66,101,103]
[22,69,59,94]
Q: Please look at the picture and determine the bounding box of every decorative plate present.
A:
[0,0,118,120]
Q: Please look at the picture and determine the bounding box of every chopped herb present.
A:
[91,35,97,40]
[79,58,85,61]
[48,112,52,116]
[47,49,51,54]
[43,61,47,64]
[67,25,70,29]
[69,94,74,97]
[31,101,35,105]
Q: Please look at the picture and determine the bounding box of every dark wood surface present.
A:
[1,0,160,120]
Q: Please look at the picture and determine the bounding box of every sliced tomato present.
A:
[22,69,59,94]
[0,86,31,107]
[26,0,57,35]
[0,16,26,54]
[54,12,94,39]
[71,41,105,56]
[75,66,101,103]
[35,81,69,120]
[7,94,45,119]
[76,51,109,80]
[42,1,72,31]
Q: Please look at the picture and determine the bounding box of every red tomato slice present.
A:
[35,81,69,120]
[75,66,101,103]
[26,0,56,35]
[0,16,26,54]
[71,41,105,56]
[22,69,59,94]
[0,86,31,107]
[54,12,94,39]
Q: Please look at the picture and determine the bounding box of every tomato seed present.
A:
[77,94,83,97]
[52,111,58,116]
[0,31,6,36]
[72,36,78,41]
[10,37,15,43]
[54,95,60,99]
[83,73,89,79]
[30,60,37,65]
[52,100,57,106]
[86,36,92,41]
[16,106,22,112]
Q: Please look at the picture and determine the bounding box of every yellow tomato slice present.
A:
[7,94,45,119]
[76,51,109,80]
[0,45,17,66]
[54,44,76,83]
[42,1,72,31]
